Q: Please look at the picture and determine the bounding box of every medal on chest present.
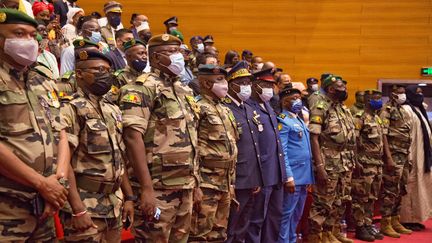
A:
[252,110,263,132]
[48,90,60,108]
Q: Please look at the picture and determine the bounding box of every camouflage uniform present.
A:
[101,25,117,48]
[119,68,199,243]
[349,103,364,119]
[308,95,356,234]
[351,110,384,227]
[189,94,238,242]
[57,70,77,99]
[307,90,326,110]
[0,62,61,242]
[379,101,411,217]
[106,66,141,104]
[59,89,125,242]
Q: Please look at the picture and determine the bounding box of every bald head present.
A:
[262,61,275,71]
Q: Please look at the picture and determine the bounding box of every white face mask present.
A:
[394,93,406,105]
[255,63,264,71]
[258,86,274,102]
[236,84,252,101]
[4,38,39,67]
[211,81,228,98]
[311,84,319,92]
[166,52,185,76]
[168,26,177,32]
[196,43,204,53]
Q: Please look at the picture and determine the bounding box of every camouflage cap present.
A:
[321,74,345,89]
[0,8,38,28]
[227,61,252,81]
[123,39,146,51]
[75,50,112,65]
[147,34,181,48]
[198,64,227,76]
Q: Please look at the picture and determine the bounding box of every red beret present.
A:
[32,2,52,16]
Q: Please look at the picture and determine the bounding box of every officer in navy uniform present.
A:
[224,61,264,243]
[245,68,287,243]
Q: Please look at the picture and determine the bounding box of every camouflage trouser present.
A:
[351,164,383,227]
[0,193,56,243]
[308,170,352,233]
[189,188,230,242]
[380,152,410,217]
[61,212,121,243]
[133,188,193,243]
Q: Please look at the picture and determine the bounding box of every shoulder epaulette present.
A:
[33,65,53,79]
[60,92,79,102]
[278,113,286,119]
[62,70,74,80]
[135,73,151,84]
[316,100,326,109]
[114,69,125,77]
[313,90,321,95]
[355,110,364,117]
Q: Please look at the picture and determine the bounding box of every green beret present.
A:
[364,89,382,96]
[0,8,38,28]
[75,50,112,65]
[123,39,146,52]
[148,34,181,48]
[73,39,99,50]
[198,64,227,76]
[322,74,344,89]
[170,30,184,42]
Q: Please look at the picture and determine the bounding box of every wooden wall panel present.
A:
[79,0,432,105]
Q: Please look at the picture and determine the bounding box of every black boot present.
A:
[366,225,384,240]
[355,226,375,242]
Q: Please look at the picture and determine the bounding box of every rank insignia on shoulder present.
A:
[110,85,119,95]
[310,116,322,124]
[121,93,141,105]
[278,123,283,131]
[316,101,325,109]
[223,97,232,103]
[278,113,286,119]
[228,112,236,122]
[376,117,383,125]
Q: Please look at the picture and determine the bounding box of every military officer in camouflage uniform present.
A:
[189,64,238,242]
[118,34,200,243]
[109,39,147,103]
[379,85,413,238]
[350,91,365,118]
[351,90,389,241]
[307,73,332,109]
[0,9,69,242]
[57,39,101,99]
[59,50,134,242]
[307,75,356,243]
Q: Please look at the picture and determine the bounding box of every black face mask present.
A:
[131,59,147,73]
[410,93,424,107]
[88,72,113,96]
[334,89,348,102]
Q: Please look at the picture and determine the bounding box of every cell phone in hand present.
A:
[154,207,161,221]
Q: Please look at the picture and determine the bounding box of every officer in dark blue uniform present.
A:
[245,68,287,243]
[224,61,264,243]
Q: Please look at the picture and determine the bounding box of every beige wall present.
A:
[79,0,432,105]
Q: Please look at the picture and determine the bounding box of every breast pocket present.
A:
[288,125,303,141]
[367,123,380,139]
[207,115,228,141]
[0,90,34,135]
[326,114,345,144]
[85,119,111,154]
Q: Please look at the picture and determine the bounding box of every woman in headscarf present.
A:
[400,84,432,231]
[223,50,240,72]
[61,7,85,45]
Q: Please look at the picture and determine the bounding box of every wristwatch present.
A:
[124,195,138,202]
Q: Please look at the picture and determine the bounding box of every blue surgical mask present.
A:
[290,99,303,114]
[89,31,102,43]
[369,99,383,111]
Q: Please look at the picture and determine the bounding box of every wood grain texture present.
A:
[79,0,432,104]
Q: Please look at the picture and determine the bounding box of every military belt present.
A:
[202,158,233,169]
[76,175,120,194]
